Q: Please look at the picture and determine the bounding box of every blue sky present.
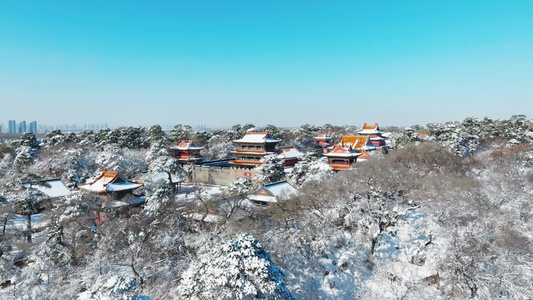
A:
[1,1,532,128]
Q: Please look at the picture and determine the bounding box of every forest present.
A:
[0,116,532,299]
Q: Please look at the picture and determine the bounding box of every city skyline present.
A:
[0,119,211,132]
[1,1,533,128]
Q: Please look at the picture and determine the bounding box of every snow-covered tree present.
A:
[18,132,40,149]
[91,145,145,179]
[148,124,168,145]
[191,130,212,146]
[177,233,295,300]
[78,129,98,146]
[217,176,257,219]
[393,127,419,149]
[260,124,284,140]
[202,134,234,160]
[170,124,191,143]
[13,145,35,169]
[290,124,321,148]
[254,154,285,184]
[143,178,175,216]
[77,275,149,300]
[116,126,146,149]
[224,176,256,197]
[42,129,66,146]
[144,143,184,215]
[287,153,333,187]
[425,120,480,157]
[145,143,183,183]
[13,186,45,243]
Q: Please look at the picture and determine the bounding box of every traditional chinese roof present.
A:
[277,146,304,159]
[78,169,143,193]
[232,132,281,144]
[357,150,373,160]
[329,164,353,170]
[369,135,385,141]
[170,140,204,151]
[323,144,361,158]
[174,153,206,161]
[230,160,263,166]
[231,149,268,154]
[313,133,332,141]
[358,123,384,135]
[338,136,377,151]
[22,178,71,199]
[248,181,299,203]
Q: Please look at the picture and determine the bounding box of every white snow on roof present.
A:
[358,129,383,134]
[265,182,299,199]
[230,150,266,155]
[323,152,361,158]
[79,175,116,193]
[247,182,298,203]
[363,144,379,150]
[278,148,304,159]
[233,133,280,143]
[106,182,143,192]
[79,175,143,193]
[248,194,277,203]
[170,145,204,150]
[23,179,71,199]
[78,183,104,193]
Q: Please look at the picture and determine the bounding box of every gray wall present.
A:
[190,165,257,185]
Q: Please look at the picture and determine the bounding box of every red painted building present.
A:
[313,133,333,149]
[358,123,387,147]
[277,146,304,167]
[323,144,361,170]
[230,132,281,167]
[169,140,205,165]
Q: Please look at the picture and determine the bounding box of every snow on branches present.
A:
[177,233,295,300]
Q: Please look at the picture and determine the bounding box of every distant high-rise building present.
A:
[0,124,3,133]
[18,121,27,133]
[29,121,37,133]
[9,120,16,133]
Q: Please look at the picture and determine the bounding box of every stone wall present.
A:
[189,165,256,186]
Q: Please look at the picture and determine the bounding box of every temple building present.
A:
[322,135,378,170]
[169,140,205,165]
[313,133,333,150]
[78,169,143,200]
[338,135,378,152]
[248,181,299,205]
[357,123,387,147]
[323,144,361,170]
[277,146,304,167]
[230,132,281,167]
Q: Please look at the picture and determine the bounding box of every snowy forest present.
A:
[1,115,532,299]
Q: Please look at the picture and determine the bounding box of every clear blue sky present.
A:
[1,1,532,128]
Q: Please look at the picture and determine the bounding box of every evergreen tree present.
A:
[177,233,295,300]
[254,154,285,184]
